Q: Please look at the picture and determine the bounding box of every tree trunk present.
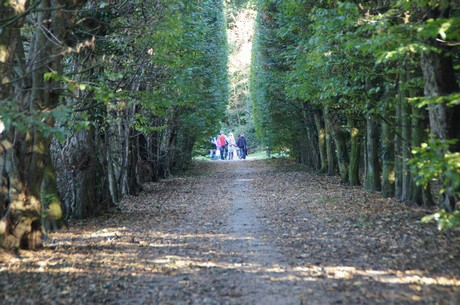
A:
[394,97,403,199]
[0,0,26,248]
[401,90,411,201]
[323,106,336,176]
[421,51,460,211]
[1,1,51,249]
[298,105,310,166]
[106,128,120,205]
[163,110,179,178]
[418,5,460,211]
[409,104,433,206]
[150,128,162,182]
[300,106,320,170]
[407,63,433,207]
[119,106,132,195]
[0,137,45,249]
[381,107,395,198]
[326,106,349,183]
[0,0,21,100]
[314,111,328,173]
[347,113,360,186]
[56,129,98,219]
[421,48,460,146]
[127,131,143,196]
[364,112,381,192]
[41,150,65,233]
[306,127,321,170]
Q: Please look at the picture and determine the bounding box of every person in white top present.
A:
[227,133,237,160]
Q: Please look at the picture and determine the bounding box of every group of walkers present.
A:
[210,132,248,160]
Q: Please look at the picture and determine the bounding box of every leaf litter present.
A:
[1,158,460,304]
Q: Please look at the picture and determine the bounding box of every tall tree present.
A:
[419,2,460,211]
[1,0,87,250]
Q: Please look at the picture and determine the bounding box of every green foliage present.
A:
[422,209,460,230]
[72,0,228,166]
[411,138,460,196]
[0,71,95,141]
[251,0,372,157]
[410,92,460,108]
[0,102,71,141]
[411,138,460,229]
[359,1,460,65]
[251,0,300,151]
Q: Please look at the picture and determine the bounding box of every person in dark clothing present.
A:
[209,137,217,160]
[236,133,248,160]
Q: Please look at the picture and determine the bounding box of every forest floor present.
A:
[1,158,460,304]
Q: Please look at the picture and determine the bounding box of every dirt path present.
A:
[1,159,460,304]
[169,162,329,305]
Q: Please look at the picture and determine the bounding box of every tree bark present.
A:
[347,113,360,186]
[400,89,411,201]
[364,112,381,192]
[0,0,26,248]
[128,130,143,196]
[0,0,22,100]
[41,150,65,233]
[409,104,434,206]
[380,107,395,198]
[300,105,320,170]
[406,63,433,206]
[422,55,460,147]
[394,96,403,199]
[314,111,328,173]
[323,106,336,176]
[106,128,120,205]
[421,51,460,211]
[66,129,98,219]
[326,106,349,183]
[419,5,460,211]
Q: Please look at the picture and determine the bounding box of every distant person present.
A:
[227,133,237,160]
[215,135,222,159]
[218,132,226,160]
[237,133,248,160]
[209,137,217,160]
[224,136,229,159]
[236,134,242,158]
